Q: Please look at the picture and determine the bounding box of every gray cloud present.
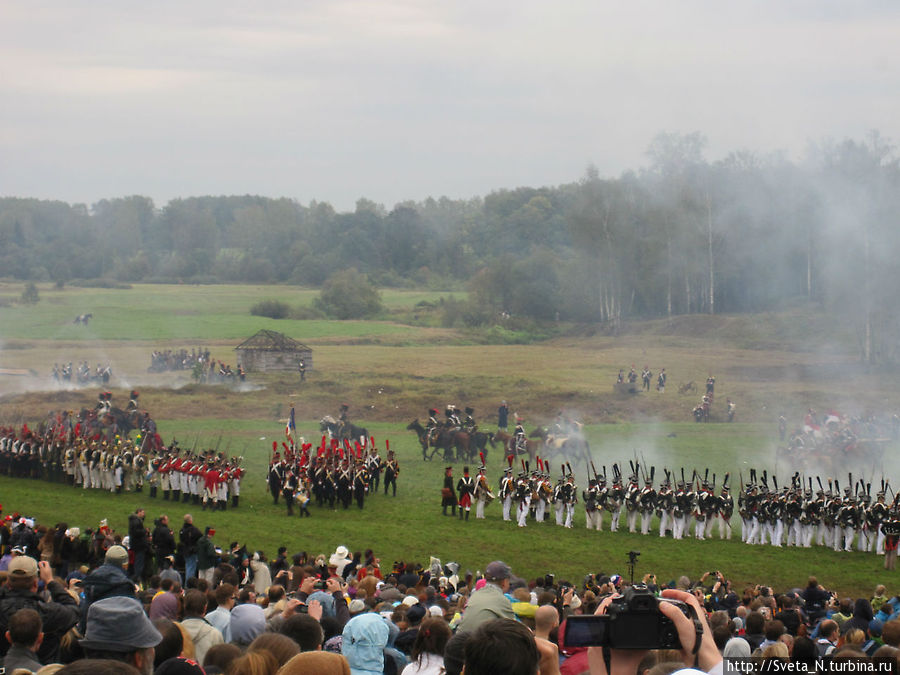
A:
[1,0,899,208]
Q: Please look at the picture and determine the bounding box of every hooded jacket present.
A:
[79,562,136,632]
[842,598,874,635]
[342,613,389,675]
[181,616,224,664]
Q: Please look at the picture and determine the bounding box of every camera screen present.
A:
[611,614,659,649]
[563,616,607,647]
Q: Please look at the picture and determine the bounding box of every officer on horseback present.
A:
[426,408,440,445]
[513,416,527,455]
[463,407,477,433]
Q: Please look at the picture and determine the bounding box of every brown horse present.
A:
[493,430,539,465]
[407,419,471,462]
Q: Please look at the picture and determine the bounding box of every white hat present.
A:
[428,606,443,618]
[401,596,418,607]
[334,545,349,558]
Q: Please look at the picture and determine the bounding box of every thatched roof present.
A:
[235,329,310,352]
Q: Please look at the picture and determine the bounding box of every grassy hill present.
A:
[0,283,897,597]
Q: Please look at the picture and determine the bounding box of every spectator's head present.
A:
[280,613,325,652]
[410,617,451,664]
[762,642,789,660]
[224,649,278,675]
[55,659,141,675]
[533,605,559,638]
[820,620,840,642]
[746,611,765,635]
[5,608,42,652]
[464,618,539,675]
[883,620,900,647]
[7,555,40,592]
[268,585,286,605]
[215,583,236,611]
[442,630,470,675]
[183,589,207,618]
[484,561,512,592]
[203,643,242,673]
[792,636,817,662]
[105,545,129,570]
[248,632,300,667]
[80,597,163,675]
[151,618,184,668]
[230,603,266,647]
[406,604,426,627]
[277,652,351,675]
[765,620,786,642]
[723,637,751,658]
[155,657,205,675]
[341,613,389,675]
[843,628,865,647]
[713,625,733,651]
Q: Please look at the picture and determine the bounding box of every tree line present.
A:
[1,131,898,361]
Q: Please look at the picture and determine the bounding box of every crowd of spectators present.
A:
[0,505,899,675]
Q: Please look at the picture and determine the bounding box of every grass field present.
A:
[0,283,899,597]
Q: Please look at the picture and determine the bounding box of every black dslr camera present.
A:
[563,584,696,649]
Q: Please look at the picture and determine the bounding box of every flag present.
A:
[286,406,296,439]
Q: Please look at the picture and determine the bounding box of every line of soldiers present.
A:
[492,458,579,528]
[737,469,900,554]
[0,417,245,511]
[267,436,399,516]
[51,361,113,385]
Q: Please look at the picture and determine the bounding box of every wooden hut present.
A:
[234,330,312,373]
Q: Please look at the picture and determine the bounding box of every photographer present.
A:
[585,588,722,675]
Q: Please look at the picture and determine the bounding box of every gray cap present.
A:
[485,561,511,581]
[105,545,128,568]
[81,597,162,652]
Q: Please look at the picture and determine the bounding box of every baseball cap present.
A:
[485,561,511,581]
[8,555,38,578]
[105,545,128,568]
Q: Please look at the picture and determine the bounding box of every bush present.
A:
[314,269,383,319]
[69,278,132,289]
[290,305,326,320]
[250,299,291,319]
[20,283,39,304]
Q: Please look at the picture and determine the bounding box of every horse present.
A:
[73,313,93,325]
[529,427,591,466]
[406,419,471,462]
[102,407,141,438]
[470,430,495,463]
[493,430,539,465]
[320,416,369,444]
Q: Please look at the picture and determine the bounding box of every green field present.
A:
[0,283,898,597]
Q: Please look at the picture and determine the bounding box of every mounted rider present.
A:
[463,407,477,434]
[513,416,527,455]
[337,404,350,437]
[127,390,140,412]
[445,405,462,428]
[425,408,440,445]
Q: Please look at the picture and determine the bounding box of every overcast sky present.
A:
[1,1,898,210]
